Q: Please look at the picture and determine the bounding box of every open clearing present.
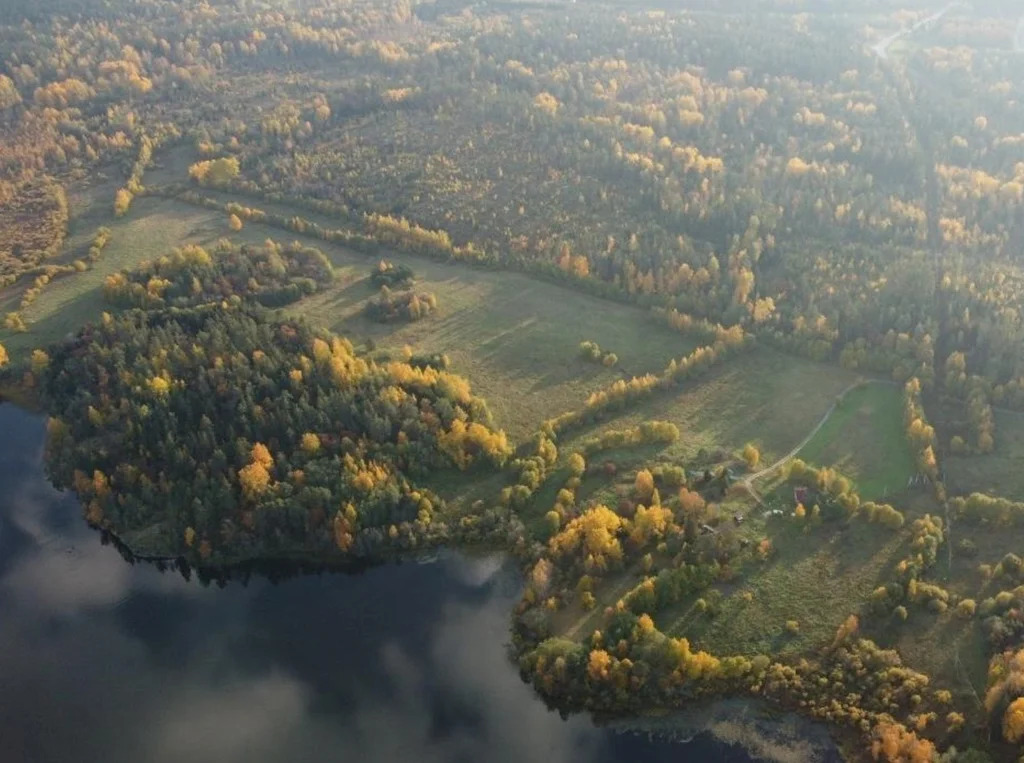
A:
[677,519,909,657]
[0,195,228,357]
[0,187,696,442]
[286,256,698,443]
[945,409,1024,499]
[796,382,917,501]
[556,347,860,469]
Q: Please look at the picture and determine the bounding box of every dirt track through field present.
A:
[742,380,897,499]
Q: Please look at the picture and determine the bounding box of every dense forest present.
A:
[40,305,511,561]
[2,0,1024,760]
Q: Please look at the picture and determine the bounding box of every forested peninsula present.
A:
[4,0,1024,759]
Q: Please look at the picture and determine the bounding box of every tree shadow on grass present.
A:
[1,283,106,354]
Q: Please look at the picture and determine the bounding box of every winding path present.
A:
[741,379,896,500]
[871,3,965,60]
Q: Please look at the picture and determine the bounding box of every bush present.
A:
[370,260,415,288]
[956,599,976,618]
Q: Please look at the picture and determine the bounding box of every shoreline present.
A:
[609,698,844,763]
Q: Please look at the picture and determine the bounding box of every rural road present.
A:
[871,2,965,59]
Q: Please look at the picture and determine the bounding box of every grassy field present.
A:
[0,183,698,443]
[796,382,917,501]
[675,518,909,657]
[556,347,860,470]
[0,194,228,357]
[286,258,697,443]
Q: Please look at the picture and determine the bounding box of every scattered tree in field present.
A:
[228,213,243,231]
[370,260,414,288]
[364,286,437,323]
[4,313,27,332]
[0,342,7,367]
[634,469,655,502]
[742,443,760,470]
[30,349,49,373]
[578,341,602,362]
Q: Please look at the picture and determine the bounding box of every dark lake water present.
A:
[0,403,800,763]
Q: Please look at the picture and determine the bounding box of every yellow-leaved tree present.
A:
[239,443,274,498]
[1004,697,1024,743]
[742,443,760,470]
[0,342,8,367]
[301,432,321,454]
[634,468,655,501]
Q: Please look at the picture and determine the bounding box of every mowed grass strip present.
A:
[796,382,916,501]
[556,347,859,469]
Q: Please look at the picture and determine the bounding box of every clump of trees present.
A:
[103,239,334,309]
[370,260,414,288]
[364,286,438,322]
[786,459,861,520]
[903,378,943,498]
[578,340,618,368]
[113,134,160,218]
[952,493,1024,527]
[983,648,1024,745]
[188,157,241,187]
[576,421,679,455]
[741,443,759,470]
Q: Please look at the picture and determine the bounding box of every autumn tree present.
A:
[189,157,241,186]
[742,443,760,470]
[114,188,133,217]
[870,722,936,762]
[1005,697,1024,743]
[678,488,706,519]
[634,468,655,501]
[0,342,8,367]
[30,349,49,373]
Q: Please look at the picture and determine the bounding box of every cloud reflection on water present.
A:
[1,405,687,763]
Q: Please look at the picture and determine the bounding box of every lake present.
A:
[0,403,826,762]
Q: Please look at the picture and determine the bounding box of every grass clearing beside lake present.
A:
[676,518,908,658]
[1,185,696,447]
